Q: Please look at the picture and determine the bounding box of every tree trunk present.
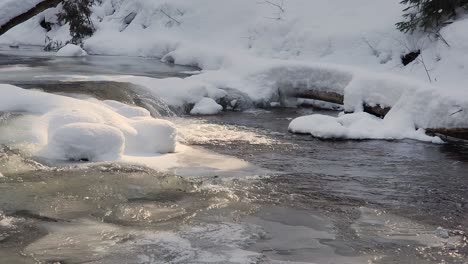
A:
[0,0,63,36]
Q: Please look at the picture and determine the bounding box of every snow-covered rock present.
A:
[47,123,125,161]
[190,98,223,115]
[56,44,88,57]
[126,119,177,154]
[288,112,442,143]
[0,84,178,162]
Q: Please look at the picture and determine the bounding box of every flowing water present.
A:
[0,46,467,264]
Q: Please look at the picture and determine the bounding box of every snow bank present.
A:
[56,44,88,57]
[190,98,223,115]
[0,84,177,161]
[289,112,442,143]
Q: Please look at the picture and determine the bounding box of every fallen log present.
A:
[426,128,468,141]
[295,90,343,105]
[294,89,391,118]
[0,0,63,36]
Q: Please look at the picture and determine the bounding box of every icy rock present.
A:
[126,119,177,154]
[56,44,88,57]
[47,123,125,161]
[435,227,450,239]
[190,98,223,115]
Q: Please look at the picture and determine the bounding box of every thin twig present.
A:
[160,9,181,26]
[260,0,285,13]
[417,51,432,83]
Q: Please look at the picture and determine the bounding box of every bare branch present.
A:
[450,109,463,116]
[260,0,285,13]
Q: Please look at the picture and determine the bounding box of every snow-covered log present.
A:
[292,88,468,141]
[0,0,62,36]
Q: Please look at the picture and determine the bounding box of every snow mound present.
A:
[0,84,177,162]
[289,112,442,143]
[47,123,125,161]
[56,44,88,57]
[126,119,177,154]
[190,98,223,115]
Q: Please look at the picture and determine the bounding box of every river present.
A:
[0,46,467,264]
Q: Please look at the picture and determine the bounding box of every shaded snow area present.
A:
[2,0,468,143]
[56,44,88,57]
[0,84,176,162]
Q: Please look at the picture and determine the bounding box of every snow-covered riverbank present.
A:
[2,0,468,142]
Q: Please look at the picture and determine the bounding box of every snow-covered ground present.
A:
[1,0,468,142]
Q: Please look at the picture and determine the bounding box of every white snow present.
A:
[56,44,88,57]
[125,119,177,154]
[47,123,125,161]
[288,112,442,143]
[190,98,223,115]
[0,84,177,161]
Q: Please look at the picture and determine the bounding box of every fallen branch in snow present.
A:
[0,0,63,36]
[450,109,463,116]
